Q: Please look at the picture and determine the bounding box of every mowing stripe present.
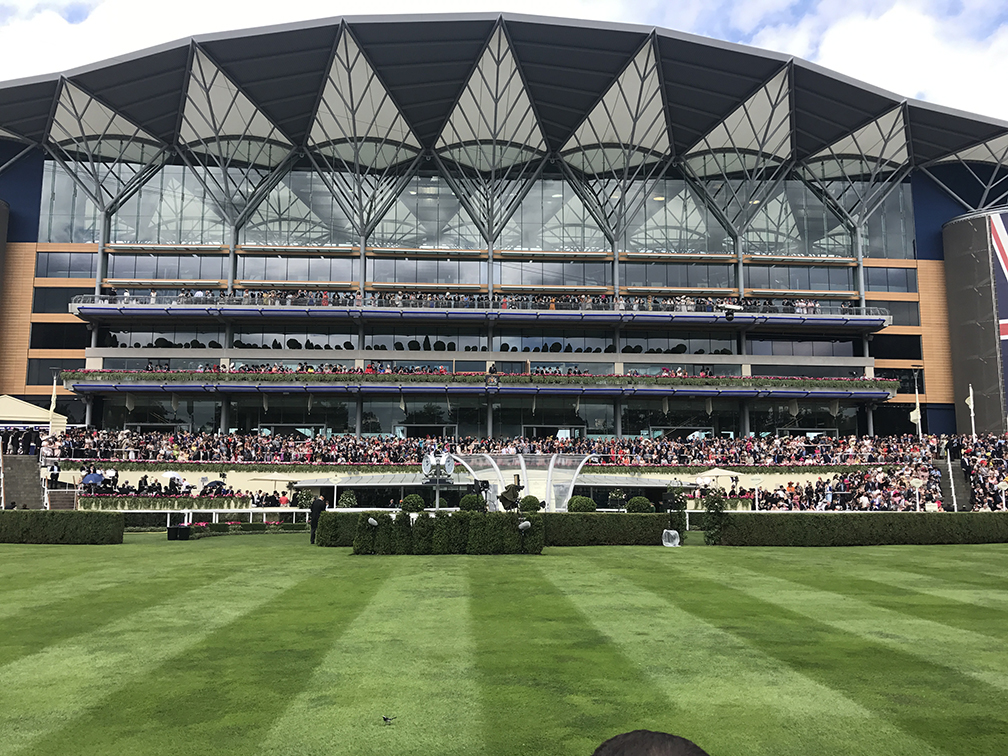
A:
[689,561,1008,692]
[13,558,391,756]
[467,558,673,756]
[254,559,483,756]
[599,549,1008,756]
[0,562,310,756]
[544,556,948,756]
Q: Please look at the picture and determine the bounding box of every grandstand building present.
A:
[0,13,1006,439]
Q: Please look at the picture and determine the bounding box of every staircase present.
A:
[46,490,76,510]
[940,454,973,512]
[0,454,44,509]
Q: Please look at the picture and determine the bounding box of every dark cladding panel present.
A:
[942,214,1005,433]
[0,200,9,295]
[351,18,497,148]
[0,143,43,242]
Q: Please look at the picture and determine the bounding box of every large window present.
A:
[495,260,611,288]
[493,329,613,353]
[621,263,735,289]
[232,327,356,351]
[370,174,484,250]
[100,327,225,349]
[107,253,227,280]
[624,178,733,256]
[237,255,359,283]
[35,251,97,279]
[38,161,101,243]
[621,331,734,355]
[33,287,92,313]
[865,267,917,293]
[27,358,85,384]
[864,183,915,259]
[744,180,851,258]
[366,327,485,352]
[868,334,922,360]
[111,164,228,246]
[745,265,854,291]
[497,178,608,253]
[30,323,92,350]
[369,257,485,286]
[872,299,920,326]
[747,336,857,357]
[240,169,356,247]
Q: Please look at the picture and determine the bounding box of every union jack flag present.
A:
[991,214,1008,339]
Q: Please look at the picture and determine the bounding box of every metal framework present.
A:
[923,133,1008,211]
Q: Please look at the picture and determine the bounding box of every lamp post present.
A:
[997,480,1008,510]
[909,477,923,511]
[911,367,923,441]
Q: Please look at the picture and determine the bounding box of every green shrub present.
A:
[466,512,544,554]
[352,512,392,554]
[717,511,1008,546]
[626,496,655,513]
[338,490,358,508]
[519,495,542,513]
[315,511,360,547]
[0,511,124,545]
[458,494,487,512]
[400,494,426,513]
[703,490,728,546]
[431,510,452,554]
[542,513,667,546]
[448,510,471,553]
[392,512,413,554]
[412,512,434,554]
[567,495,597,512]
[666,488,689,543]
[295,489,313,509]
[78,495,251,510]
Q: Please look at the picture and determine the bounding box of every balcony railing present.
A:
[70,294,889,318]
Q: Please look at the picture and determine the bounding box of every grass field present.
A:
[1,535,1006,756]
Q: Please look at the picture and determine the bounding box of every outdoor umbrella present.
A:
[82,472,104,485]
[204,480,226,489]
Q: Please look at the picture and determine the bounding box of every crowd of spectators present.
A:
[96,288,858,316]
[957,435,1008,510]
[44,428,940,468]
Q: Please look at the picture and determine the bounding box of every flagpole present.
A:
[969,384,976,439]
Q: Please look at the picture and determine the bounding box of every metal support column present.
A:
[736,234,745,299]
[359,231,367,298]
[741,399,750,437]
[612,236,620,295]
[95,212,110,297]
[487,400,494,438]
[487,238,494,300]
[220,395,230,434]
[355,395,363,436]
[615,398,623,438]
[84,396,93,428]
[866,404,875,437]
[227,226,237,295]
[224,323,234,349]
[854,222,866,308]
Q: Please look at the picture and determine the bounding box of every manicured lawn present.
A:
[1,534,1006,756]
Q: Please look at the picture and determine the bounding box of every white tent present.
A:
[0,395,67,437]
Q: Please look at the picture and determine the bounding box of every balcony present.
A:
[61,369,899,402]
[69,294,892,334]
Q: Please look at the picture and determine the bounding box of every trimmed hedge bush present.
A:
[458,494,487,512]
[626,496,655,513]
[350,511,543,554]
[337,490,358,508]
[400,494,426,513]
[567,495,597,512]
[78,495,251,510]
[412,512,434,554]
[519,495,542,513]
[717,511,1008,546]
[0,511,123,545]
[314,511,360,547]
[542,512,668,546]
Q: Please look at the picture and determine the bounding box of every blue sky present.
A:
[1,0,1006,121]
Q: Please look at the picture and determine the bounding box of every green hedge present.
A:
[542,512,669,546]
[717,512,1008,546]
[567,495,597,512]
[79,495,251,511]
[314,511,362,547]
[0,511,123,545]
[351,511,543,554]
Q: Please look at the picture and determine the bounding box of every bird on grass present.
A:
[382,716,396,725]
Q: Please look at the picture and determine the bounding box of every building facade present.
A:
[0,14,1006,438]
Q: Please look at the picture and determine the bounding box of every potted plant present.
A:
[608,488,626,509]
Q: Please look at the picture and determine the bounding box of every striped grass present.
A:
[0,534,1005,756]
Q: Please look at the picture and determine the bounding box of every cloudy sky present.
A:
[1,0,1006,121]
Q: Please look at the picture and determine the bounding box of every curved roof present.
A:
[0,11,1005,165]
